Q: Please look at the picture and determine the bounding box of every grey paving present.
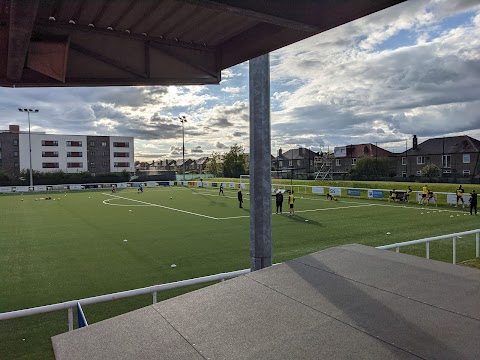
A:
[52,244,480,359]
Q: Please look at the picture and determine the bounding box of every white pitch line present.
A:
[293,204,376,214]
[103,193,219,220]
[102,199,151,207]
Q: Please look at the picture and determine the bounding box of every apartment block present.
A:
[0,125,134,176]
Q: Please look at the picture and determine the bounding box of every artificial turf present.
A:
[0,184,478,359]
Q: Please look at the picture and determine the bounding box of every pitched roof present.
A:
[273,148,317,161]
[407,136,480,155]
[349,143,393,158]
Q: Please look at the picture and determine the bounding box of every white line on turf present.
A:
[102,199,151,207]
[103,193,219,220]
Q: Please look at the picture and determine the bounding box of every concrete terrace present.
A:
[52,244,480,359]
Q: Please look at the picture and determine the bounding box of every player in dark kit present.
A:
[275,191,284,214]
[470,190,477,215]
[219,183,224,196]
[238,189,243,208]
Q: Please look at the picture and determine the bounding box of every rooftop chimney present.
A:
[413,135,418,150]
[9,125,20,133]
[278,148,282,157]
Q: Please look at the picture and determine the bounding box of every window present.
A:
[101,141,107,147]
[12,151,18,157]
[463,170,470,176]
[66,141,82,147]
[114,152,129,157]
[443,170,451,174]
[442,155,451,168]
[42,162,59,168]
[113,142,129,148]
[0,139,2,148]
[42,151,59,157]
[336,159,341,166]
[279,161,283,167]
[402,171,407,178]
[13,139,18,146]
[14,162,19,169]
[67,152,82,157]
[90,151,95,156]
[67,162,83,168]
[288,160,292,167]
[114,162,130,168]
[90,162,96,168]
[416,170,421,175]
[297,160,301,166]
[351,158,357,165]
[89,141,95,146]
[417,156,425,165]
[42,140,58,146]
[463,154,470,164]
[103,151,109,156]
[102,162,108,167]
[402,157,406,165]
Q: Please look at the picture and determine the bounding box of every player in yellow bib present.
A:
[288,192,295,216]
[455,185,465,208]
[420,184,429,205]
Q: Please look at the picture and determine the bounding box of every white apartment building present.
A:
[17,133,134,174]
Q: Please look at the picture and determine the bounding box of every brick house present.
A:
[272,148,317,179]
[333,144,394,177]
[398,135,480,180]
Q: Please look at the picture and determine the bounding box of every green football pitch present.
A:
[1,185,478,359]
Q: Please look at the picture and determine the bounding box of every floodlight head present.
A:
[28,109,33,112]
[18,108,23,112]
[35,109,39,112]
[24,108,28,112]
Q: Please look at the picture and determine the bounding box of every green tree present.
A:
[0,170,10,181]
[205,152,222,176]
[421,164,441,178]
[349,157,394,179]
[223,144,247,178]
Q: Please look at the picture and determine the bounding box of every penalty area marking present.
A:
[103,199,152,207]
[103,193,218,220]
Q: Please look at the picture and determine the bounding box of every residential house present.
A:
[272,148,317,179]
[333,143,394,177]
[196,157,209,173]
[398,135,480,179]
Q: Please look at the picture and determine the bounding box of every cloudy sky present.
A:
[1,0,479,161]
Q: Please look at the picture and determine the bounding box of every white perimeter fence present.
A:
[1,229,479,333]
[0,269,250,331]
[0,180,473,206]
[376,229,480,264]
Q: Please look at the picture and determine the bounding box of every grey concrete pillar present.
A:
[249,54,272,271]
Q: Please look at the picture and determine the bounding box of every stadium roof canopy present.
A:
[0,0,406,88]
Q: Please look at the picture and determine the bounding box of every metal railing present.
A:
[0,268,250,331]
[376,229,480,264]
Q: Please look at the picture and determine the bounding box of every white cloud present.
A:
[1,0,479,160]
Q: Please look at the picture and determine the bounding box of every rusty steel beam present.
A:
[7,0,40,82]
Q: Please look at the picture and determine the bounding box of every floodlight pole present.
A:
[179,116,187,182]
[18,108,38,190]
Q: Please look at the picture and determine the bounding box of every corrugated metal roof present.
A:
[0,0,406,87]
